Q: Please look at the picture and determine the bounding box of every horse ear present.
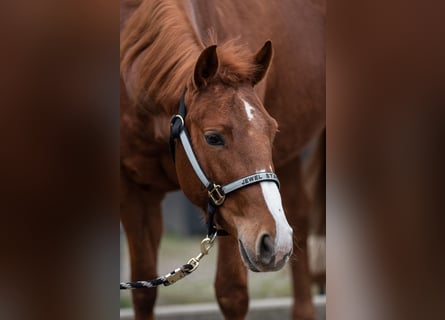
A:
[252,40,273,85]
[194,45,219,88]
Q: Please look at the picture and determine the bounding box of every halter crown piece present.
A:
[169,90,280,236]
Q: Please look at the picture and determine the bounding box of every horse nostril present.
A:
[259,234,274,265]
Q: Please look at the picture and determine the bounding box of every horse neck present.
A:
[121,0,203,115]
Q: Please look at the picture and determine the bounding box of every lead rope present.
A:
[120,232,217,289]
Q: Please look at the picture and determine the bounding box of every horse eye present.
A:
[204,132,225,146]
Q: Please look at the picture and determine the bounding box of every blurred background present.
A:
[1,1,444,320]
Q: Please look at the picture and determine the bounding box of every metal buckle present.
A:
[164,267,187,286]
[208,184,225,206]
[200,233,216,254]
[186,233,217,273]
[170,114,184,129]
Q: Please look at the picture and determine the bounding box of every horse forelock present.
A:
[121,0,260,115]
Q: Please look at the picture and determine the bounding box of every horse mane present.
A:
[121,0,260,114]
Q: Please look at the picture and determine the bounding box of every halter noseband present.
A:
[169,91,280,236]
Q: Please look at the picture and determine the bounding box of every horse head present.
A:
[173,41,293,272]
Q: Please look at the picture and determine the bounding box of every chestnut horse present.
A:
[120,0,325,319]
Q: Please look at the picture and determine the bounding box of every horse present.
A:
[120,0,325,319]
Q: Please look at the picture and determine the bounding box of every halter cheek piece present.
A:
[170,90,280,237]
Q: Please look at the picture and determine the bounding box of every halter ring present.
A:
[208,184,225,206]
[170,114,185,128]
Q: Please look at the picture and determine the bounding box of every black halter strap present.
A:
[170,90,280,236]
[169,92,187,162]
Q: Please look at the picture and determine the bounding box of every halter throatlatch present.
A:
[170,90,280,236]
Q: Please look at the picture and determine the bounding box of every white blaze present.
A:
[260,180,293,258]
[242,99,255,121]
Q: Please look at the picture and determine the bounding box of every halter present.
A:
[170,90,280,236]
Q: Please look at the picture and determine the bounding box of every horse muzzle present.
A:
[238,231,293,272]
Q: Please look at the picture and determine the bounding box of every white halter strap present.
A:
[172,114,279,206]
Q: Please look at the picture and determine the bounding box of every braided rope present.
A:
[120,264,195,290]
[120,234,216,290]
